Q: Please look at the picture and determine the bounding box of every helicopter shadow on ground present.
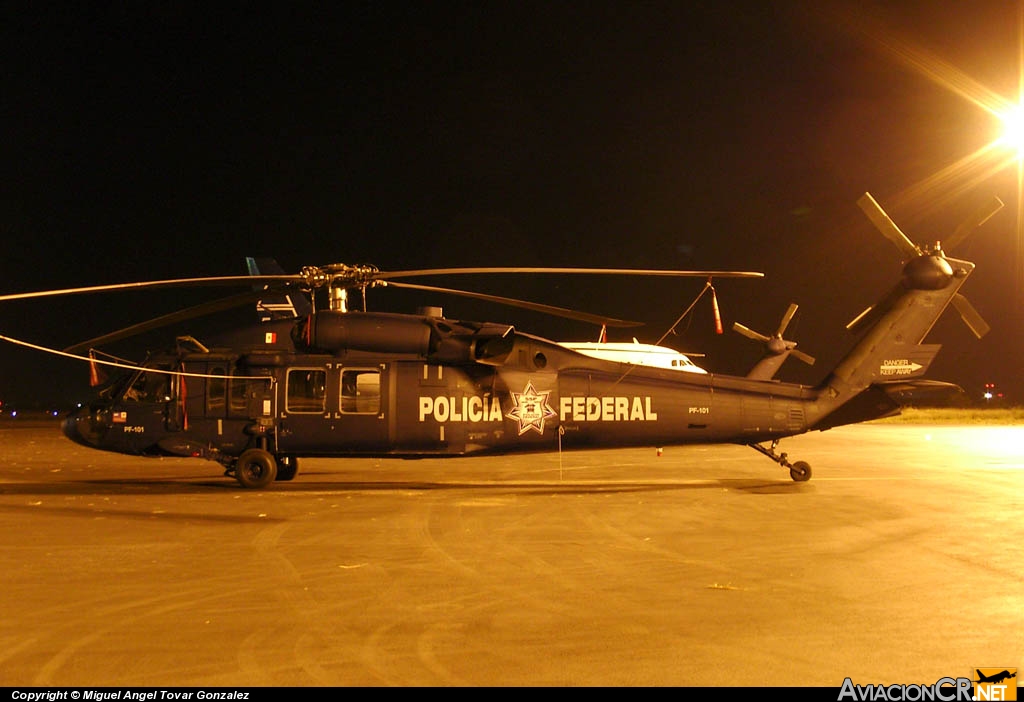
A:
[0,497,283,524]
[0,473,812,498]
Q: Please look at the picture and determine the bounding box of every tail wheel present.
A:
[235,448,278,489]
[790,461,811,482]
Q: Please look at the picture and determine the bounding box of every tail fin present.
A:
[809,193,999,430]
[812,276,958,430]
[245,257,311,322]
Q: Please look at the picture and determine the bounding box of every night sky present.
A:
[2,1,1022,408]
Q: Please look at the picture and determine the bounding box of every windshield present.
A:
[119,364,173,403]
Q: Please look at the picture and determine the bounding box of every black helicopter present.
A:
[0,192,1001,488]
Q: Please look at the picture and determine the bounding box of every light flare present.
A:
[847,10,1022,204]
[833,3,1024,303]
[997,103,1024,157]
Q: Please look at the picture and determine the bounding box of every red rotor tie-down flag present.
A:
[710,281,723,335]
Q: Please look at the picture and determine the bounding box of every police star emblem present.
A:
[506,381,557,436]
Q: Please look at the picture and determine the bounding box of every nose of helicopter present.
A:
[62,410,104,448]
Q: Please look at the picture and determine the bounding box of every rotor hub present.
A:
[903,254,954,290]
[325,263,381,287]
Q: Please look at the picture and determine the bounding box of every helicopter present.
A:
[0,192,1002,488]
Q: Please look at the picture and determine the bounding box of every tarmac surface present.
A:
[0,418,1021,687]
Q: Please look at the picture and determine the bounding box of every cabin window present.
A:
[287,368,327,413]
[340,369,380,414]
[229,375,251,416]
[228,372,270,418]
[207,364,227,414]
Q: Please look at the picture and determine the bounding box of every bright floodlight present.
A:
[998,104,1024,156]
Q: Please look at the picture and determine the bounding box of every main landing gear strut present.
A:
[749,440,812,482]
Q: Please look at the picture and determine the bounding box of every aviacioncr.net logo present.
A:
[838,677,973,701]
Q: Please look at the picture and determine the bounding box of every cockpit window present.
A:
[122,367,172,403]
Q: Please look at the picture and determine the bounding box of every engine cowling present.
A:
[292,311,515,363]
[294,311,433,355]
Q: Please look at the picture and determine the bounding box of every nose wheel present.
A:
[750,440,812,482]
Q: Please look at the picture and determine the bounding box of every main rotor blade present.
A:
[63,289,270,353]
[0,275,301,303]
[951,293,991,339]
[384,281,643,327]
[858,192,920,259]
[1,266,764,304]
[944,196,1004,252]
[378,267,764,280]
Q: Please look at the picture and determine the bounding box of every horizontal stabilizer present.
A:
[877,379,967,406]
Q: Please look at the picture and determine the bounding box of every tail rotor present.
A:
[733,303,815,380]
[850,192,1002,339]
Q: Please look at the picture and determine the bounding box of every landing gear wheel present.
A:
[235,448,278,489]
[276,455,299,481]
[790,461,811,482]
